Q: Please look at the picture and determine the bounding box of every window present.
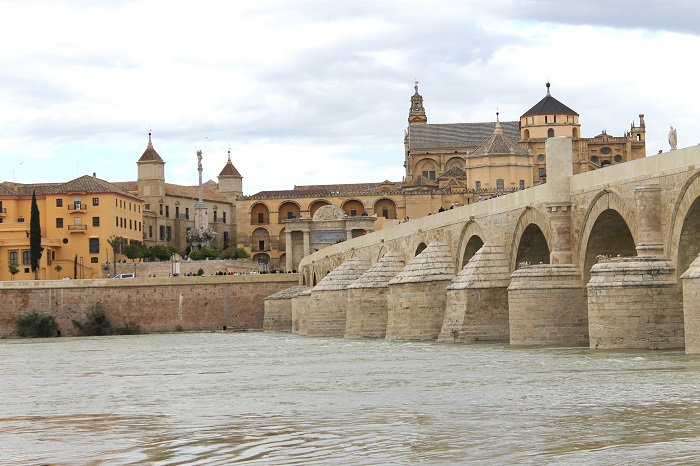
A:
[496,179,504,191]
[545,116,548,123]
[92,197,99,206]
[539,168,546,179]
[223,231,229,246]
[222,212,226,224]
[159,204,163,215]
[73,199,82,210]
[166,226,172,240]
[159,225,166,240]
[259,240,265,251]
[422,170,436,180]
[614,155,623,163]
[537,154,545,162]
[130,219,132,230]
[18,217,25,223]
[10,251,18,265]
[56,218,64,228]
[165,205,169,218]
[185,208,189,220]
[91,257,99,263]
[92,217,100,227]
[116,216,119,227]
[382,208,389,219]
[214,211,218,222]
[175,206,180,218]
[547,128,554,137]
[600,147,612,155]
[89,238,99,254]
[56,199,63,207]
[519,179,525,190]
[139,222,141,231]
[350,209,357,216]
[23,250,30,265]
[258,212,265,224]
[149,225,153,238]
[591,156,599,164]
[287,211,294,219]
[475,181,481,190]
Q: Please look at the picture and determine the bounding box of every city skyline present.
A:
[1,0,698,194]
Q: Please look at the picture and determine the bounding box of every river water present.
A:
[2,333,700,465]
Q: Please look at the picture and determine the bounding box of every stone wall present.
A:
[103,258,266,279]
[0,274,297,337]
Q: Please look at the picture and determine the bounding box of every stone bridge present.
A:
[265,138,700,353]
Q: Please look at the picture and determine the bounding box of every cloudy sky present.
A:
[1,0,699,194]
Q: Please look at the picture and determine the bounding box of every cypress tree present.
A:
[30,190,44,280]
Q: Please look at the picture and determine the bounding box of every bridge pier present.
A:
[682,254,700,353]
[439,245,510,342]
[345,251,405,339]
[292,289,311,335]
[386,242,455,340]
[306,257,370,337]
[588,257,683,349]
[508,264,588,346]
[263,286,308,332]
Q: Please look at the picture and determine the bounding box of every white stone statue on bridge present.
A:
[669,126,678,151]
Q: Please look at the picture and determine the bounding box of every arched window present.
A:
[547,128,554,138]
[496,179,504,191]
[523,129,530,139]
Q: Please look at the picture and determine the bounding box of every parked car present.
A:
[113,273,135,279]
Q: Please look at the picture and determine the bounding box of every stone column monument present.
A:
[195,150,208,232]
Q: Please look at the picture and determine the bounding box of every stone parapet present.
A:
[682,254,700,353]
[588,257,683,349]
[263,285,309,332]
[508,264,588,346]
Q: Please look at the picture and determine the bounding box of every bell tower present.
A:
[408,81,427,125]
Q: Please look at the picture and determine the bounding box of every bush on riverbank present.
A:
[72,303,113,336]
[72,302,141,336]
[17,311,60,338]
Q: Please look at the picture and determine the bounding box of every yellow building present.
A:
[0,175,143,280]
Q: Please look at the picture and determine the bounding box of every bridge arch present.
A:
[668,170,700,276]
[415,242,427,256]
[510,207,552,272]
[376,245,387,262]
[578,189,638,284]
[456,220,487,270]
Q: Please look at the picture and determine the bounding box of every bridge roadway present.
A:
[280,137,700,352]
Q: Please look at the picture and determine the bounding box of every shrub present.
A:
[221,247,250,259]
[196,268,205,276]
[114,321,141,335]
[190,247,220,260]
[72,302,113,336]
[175,324,183,332]
[17,311,60,338]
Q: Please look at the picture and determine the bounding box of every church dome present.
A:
[522,82,578,117]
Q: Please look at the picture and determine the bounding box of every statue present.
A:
[197,150,203,170]
[669,126,678,151]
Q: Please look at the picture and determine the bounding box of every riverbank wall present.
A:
[0,274,298,337]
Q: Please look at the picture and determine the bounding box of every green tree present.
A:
[190,247,220,260]
[148,244,171,261]
[54,264,63,279]
[73,254,78,279]
[124,240,148,262]
[30,190,44,280]
[107,235,126,276]
[9,262,20,281]
[221,247,250,259]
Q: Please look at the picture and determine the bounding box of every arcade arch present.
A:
[309,200,331,217]
[250,203,269,225]
[252,227,270,252]
[342,199,365,217]
[278,201,301,222]
[374,198,397,219]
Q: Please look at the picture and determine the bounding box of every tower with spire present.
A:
[408,81,427,125]
[136,131,165,199]
[217,148,243,200]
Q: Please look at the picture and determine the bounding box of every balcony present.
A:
[68,204,88,213]
[68,224,88,232]
[0,207,6,217]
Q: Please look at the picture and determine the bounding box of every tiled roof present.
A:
[438,166,467,180]
[408,121,520,150]
[1,176,141,199]
[246,181,403,199]
[469,119,529,157]
[522,83,577,117]
[164,183,230,203]
[138,133,164,162]
[111,181,138,193]
[219,155,241,177]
